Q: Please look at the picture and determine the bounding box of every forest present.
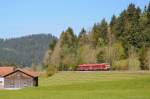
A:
[0,34,57,68]
[44,3,150,75]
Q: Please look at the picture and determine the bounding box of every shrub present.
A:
[139,47,150,70]
[147,49,150,70]
[112,59,128,70]
[112,42,125,60]
[128,58,141,71]
[128,46,141,71]
[46,64,57,77]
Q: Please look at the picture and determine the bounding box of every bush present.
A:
[147,49,150,70]
[112,59,128,70]
[46,65,57,77]
[128,47,141,71]
[128,58,141,71]
[112,42,125,60]
[139,47,150,70]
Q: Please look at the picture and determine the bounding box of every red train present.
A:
[77,63,110,71]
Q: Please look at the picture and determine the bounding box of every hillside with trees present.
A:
[0,34,57,68]
[45,3,150,74]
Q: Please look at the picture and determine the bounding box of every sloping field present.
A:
[0,71,150,99]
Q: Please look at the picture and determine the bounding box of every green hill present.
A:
[0,34,57,67]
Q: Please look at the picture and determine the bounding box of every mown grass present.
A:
[0,71,150,99]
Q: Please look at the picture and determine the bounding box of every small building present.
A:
[77,63,110,71]
[0,67,38,89]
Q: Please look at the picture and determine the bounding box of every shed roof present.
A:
[0,67,14,76]
[0,67,38,77]
[19,69,38,77]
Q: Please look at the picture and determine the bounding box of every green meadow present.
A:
[0,71,150,99]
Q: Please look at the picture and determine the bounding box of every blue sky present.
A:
[0,0,149,38]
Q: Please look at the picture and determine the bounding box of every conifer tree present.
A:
[91,19,108,47]
[78,28,89,46]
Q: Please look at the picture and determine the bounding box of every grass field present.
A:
[0,71,150,99]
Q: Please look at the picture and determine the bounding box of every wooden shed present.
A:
[0,67,38,89]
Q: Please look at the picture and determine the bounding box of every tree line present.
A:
[44,3,150,75]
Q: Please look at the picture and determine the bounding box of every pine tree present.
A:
[110,15,116,28]
[147,2,150,24]
[49,39,57,51]
[147,2,150,11]
[141,2,150,47]
[115,4,142,49]
[60,27,77,48]
[59,27,77,70]
[114,10,127,40]
[96,50,105,63]
[91,19,108,47]
[109,15,117,43]
[91,23,101,47]
[78,28,86,39]
[100,19,108,44]
[78,28,89,46]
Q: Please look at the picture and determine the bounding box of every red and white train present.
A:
[77,63,110,71]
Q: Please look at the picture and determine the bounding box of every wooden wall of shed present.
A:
[4,71,34,88]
